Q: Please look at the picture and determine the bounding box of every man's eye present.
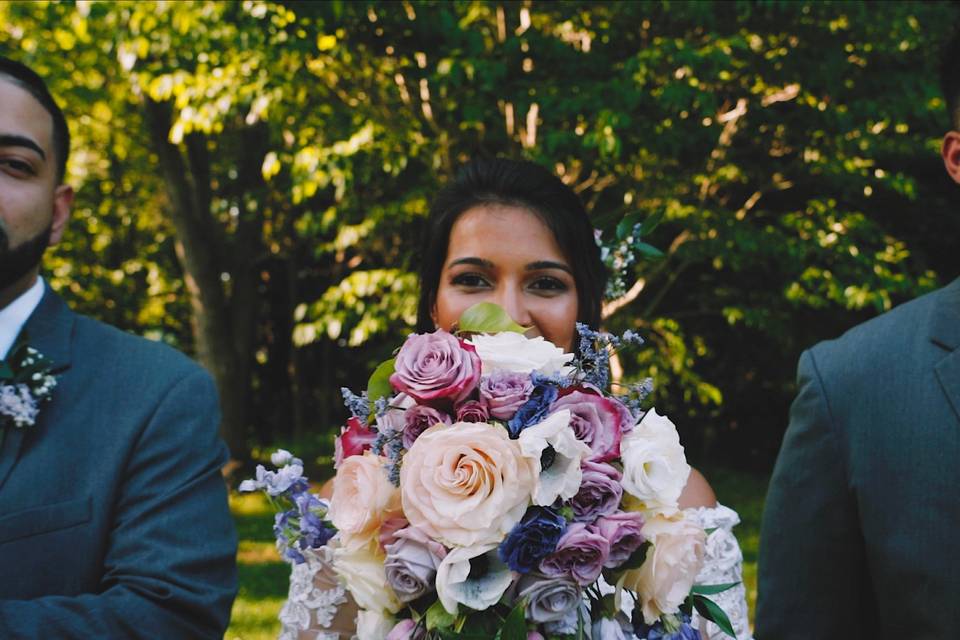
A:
[451,273,490,288]
[0,159,36,175]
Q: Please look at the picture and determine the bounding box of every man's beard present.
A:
[0,222,52,291]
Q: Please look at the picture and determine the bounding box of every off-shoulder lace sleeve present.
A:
[685,503,753,640]
[279,545,359,640]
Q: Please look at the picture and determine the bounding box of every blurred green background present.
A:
[3,1,959,637]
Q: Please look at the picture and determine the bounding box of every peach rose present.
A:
[329,452,402,550]
[400,422,537,547]
[620,513,706,624]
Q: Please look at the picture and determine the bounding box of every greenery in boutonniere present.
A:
[0,333,57,429]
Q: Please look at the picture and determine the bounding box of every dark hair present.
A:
[0,56,70,182]
[941,29,960,130]
[416,157,607,332]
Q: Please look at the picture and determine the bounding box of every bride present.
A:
[281,158,752,640]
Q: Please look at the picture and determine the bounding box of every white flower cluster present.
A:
[0,383,40,428]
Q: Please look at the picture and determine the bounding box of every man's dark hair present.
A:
[940,29,960,131]
[0,56,70,181]
[416,157,608,333]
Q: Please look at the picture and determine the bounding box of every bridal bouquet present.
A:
[243,303,734,640]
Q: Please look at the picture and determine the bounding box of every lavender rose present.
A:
[512,573,582,623]
[569,460,623,523]
[550,390,627,461]
[479,371,534,420]
[593,511,646,568]
[539,522,610,585]
[390,331,481,405]
[455,399,489,423]
[403,405,451,449]
[383,525,448,603]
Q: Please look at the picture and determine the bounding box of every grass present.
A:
[225,468,770,639]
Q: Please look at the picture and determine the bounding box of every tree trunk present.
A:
[142,98,250,460]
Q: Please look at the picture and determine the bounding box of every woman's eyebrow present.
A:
[526,260,572,274]
[0,133,46,159]
[448,257,494,269]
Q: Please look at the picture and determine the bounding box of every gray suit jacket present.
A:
[0,287,238,638]
[757,277,960,638]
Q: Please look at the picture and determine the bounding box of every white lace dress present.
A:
[279,504,752,640]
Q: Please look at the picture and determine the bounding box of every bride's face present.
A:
[432,204,579,352]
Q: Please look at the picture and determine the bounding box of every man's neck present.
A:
[0,270,39,312]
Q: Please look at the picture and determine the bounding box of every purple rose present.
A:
[593,511,646,568]
[479,371,534,420]
[387,619,426,640]
[550,390,625,461]
[456,399,489,423]
[383,525,448,603]
[511,573,582,623]
[569,460,623,523]
[539,522,610,585]
[403,404,451,449]
[390,331,481,406]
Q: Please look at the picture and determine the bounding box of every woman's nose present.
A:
[494,286,532,328]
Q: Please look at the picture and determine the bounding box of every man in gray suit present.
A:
[0,57,237,637]
[756,36,960,639]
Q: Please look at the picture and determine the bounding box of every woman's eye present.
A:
[530,276,568,292]
[451,273,490,288]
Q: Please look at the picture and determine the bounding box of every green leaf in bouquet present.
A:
[366,357,396,409]
[640,209,665,235]
[634,241,665,259]
[691,581,740,596]
[497,600,527,640]
[616,211,644,241]
[457,302,529,335]
[692,594,737,639]
[620,540,651,570]
[426,601,458,631]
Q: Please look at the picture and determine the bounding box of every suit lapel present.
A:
[930,277,960,423]
[0,285,75,490]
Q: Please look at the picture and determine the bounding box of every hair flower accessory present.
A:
[0,333,57,429]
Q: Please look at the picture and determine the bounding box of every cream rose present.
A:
[329,453,402,550]
[400,422,537,547]
[333,542,403,614]
[356,609,396,640]
[620,408,690,515]
[469,333,574,376]
[620,513,706,624]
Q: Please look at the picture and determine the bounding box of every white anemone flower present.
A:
[436,543,513,614]
[518,409,591,506]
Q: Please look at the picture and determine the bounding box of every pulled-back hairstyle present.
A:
[0,56,70,182]
[416,157,607,332]
[941,28,960,130]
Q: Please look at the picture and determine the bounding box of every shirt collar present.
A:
[0,277,45,360]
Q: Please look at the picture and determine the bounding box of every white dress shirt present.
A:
[0,277,45,360]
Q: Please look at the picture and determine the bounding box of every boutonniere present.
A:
[0,334,58,429]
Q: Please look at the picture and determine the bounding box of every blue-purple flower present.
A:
[499,506,567,573]
[507,378,559,438]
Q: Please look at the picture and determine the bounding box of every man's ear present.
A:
[941,131,960,185]
[49,184,73,245]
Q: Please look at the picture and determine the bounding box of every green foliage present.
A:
[2,1,957,466]
[457,302,530,334]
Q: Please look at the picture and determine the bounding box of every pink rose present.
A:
[329,452,402,550]
[334,417,377,469]
[479,371,534,420]
[593,511,646,568]
[403,405,451,449]
[550,389,627,461]
[539,522,610,586]
[390,331,481,405]
[455,399,489,423]
[386,619,425,640]
[400,422,537,547]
